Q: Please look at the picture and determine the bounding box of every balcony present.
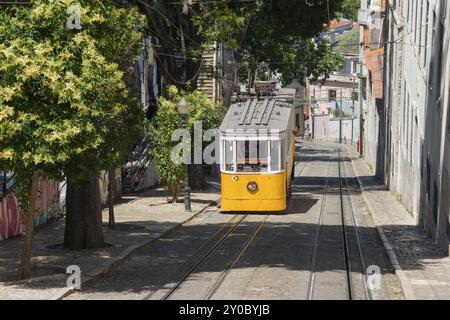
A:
[358,9,369,26]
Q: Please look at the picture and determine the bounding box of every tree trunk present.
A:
[64,175,104,251]
[17,169,40,281]
[108,168,116,230]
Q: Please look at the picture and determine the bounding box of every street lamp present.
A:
[177,97,192,212]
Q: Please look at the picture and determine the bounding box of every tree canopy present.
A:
[148,86,224,202]
[0,0,145,197]
[337,0,361,21]
[0,0,146,257]
[116,0,345,93]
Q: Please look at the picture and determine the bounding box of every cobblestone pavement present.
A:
[0,186,219,300]
[66,141,404,300]
[349,146,450,300]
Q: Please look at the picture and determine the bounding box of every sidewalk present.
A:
[0,184,220,300]
[348,148,450,300]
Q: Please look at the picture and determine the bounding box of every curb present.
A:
[55,197,220,300]
[348,151,416,300]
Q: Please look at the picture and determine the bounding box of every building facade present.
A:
[364,0,450,252]
[358,0,386,176]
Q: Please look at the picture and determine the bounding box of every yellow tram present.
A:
[219,97,296,212]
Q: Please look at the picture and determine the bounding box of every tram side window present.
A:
[224,140,234,171]
[270,140,281,172]
[237,140,269,172]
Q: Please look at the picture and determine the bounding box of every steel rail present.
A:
[161,214,249,300]
[306,159,333,300]
[341,152,372,300]
[204,214,270,300]
[338,152,354,300]
[142,213,245,300]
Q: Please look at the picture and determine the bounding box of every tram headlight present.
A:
[247,181,258,192]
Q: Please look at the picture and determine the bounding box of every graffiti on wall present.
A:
[0,193,21,241]
[34,179,60,227]
[0,179,60,241]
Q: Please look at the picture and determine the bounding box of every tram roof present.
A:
[219,98,294,134]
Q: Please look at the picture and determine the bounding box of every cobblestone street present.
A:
[1,0,450,309]
[64,141,405,300]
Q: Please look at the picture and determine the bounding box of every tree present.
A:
[148,86,224,202]
[337,0,360,22]
[113,0,345,95]
[110,0,346,191]
[235,0,345,87]
[112,0,244,96]
[0,0,145,276]
[271,38,345,86]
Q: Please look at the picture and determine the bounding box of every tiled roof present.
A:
[329,19,353,30]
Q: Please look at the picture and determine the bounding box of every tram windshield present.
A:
[222,138,284,173]
[237,140,269,172]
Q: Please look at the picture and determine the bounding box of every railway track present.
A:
[306,160,332,300]
[149,145,370,300]
[155,143,312,300]
[340,152,372,300]
[307,149,371,300]
[156,213,269,300]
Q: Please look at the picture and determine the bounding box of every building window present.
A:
[402,81,407,140]
[361,77,367,100]
[418,0,423,57]
[404,91,410,149]
[447,90,450,134]
[435,20,445,94]
[406,97,413,161]
[427,159,431,199]
[433,182,439,223]
[423,1,430,67]
[328,90,337,101]
[407,0,412,25]
[415,0,419,43]
[428,10,437,88]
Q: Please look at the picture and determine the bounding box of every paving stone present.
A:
[0,185,219,300]
[348,146,450,300]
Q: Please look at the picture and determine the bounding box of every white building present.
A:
[358,0,386,176]
[376,0,450,252]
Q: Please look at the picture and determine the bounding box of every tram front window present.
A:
[224,140,234,171]
[236,140,269,172]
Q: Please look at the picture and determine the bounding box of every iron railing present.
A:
[122,135,154,194]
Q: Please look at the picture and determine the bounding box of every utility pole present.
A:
[359,62,364,157]
[312,87,316,140]
[351,73,355,146]
[339,90,343,144]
